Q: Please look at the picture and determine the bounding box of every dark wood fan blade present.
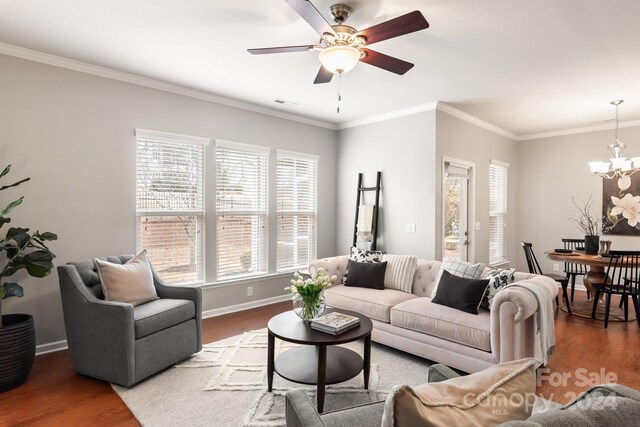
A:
[357,11,429,45]
[248,45,315,55]
[313,66,333,84]
[360,48,414,75]
[285,0,335,36]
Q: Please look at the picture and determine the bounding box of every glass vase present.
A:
[293,291,326,322]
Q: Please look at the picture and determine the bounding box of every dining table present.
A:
[544,249,636,322]
[544,250,613,296]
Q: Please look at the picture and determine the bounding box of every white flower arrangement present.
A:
[285,267,337,299]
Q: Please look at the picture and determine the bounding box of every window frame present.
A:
[214,139,270,281]
[489,159,509,266]
[276,150,319,273]
[135,128,209,286]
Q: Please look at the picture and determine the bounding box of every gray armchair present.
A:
[57,255,202,387]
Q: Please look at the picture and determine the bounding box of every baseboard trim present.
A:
[202,294,290,319]
[36,339,68,356]
[35,294,290,356]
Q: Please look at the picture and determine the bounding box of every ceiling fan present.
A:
[248,0,429,84]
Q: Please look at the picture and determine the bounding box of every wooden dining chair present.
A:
[521,241,571,314]
[591,250,640,329]
[562,238,590,301]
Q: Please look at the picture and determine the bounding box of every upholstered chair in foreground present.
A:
[57,255,202,387]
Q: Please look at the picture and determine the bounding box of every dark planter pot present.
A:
[584,235,600,255]
[0,314,35,393]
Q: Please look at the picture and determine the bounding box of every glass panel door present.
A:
[443,162,470,261]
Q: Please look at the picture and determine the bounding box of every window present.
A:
[277,151,318,272]
[216,140,269,280]
[136,129,208,285]
[489,160,509,265]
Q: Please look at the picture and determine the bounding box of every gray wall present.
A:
[435,111,519,266]
[0,54,338,346]
[336,111,437,259]
[516,126,640,273]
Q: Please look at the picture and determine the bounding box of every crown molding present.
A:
[337,101,439,130]
[337,101,519,141]
[435,102,519,140]
[0,42,338,131]
[516,119,640,141]
[5,42,640,141]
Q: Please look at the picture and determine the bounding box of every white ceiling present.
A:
[1,0,640,136]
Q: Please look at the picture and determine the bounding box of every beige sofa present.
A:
[310,255,558,373]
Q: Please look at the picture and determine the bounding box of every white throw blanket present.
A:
[503,281,556,365]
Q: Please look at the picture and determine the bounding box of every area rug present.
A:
[113,329,433,426]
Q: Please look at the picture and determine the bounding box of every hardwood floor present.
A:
[3,293,638,425]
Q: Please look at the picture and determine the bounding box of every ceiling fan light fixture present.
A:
[319,45,361,74]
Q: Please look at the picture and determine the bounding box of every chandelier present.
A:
[588,100,640,179]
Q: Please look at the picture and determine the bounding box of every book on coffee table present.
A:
[310,312,360,335]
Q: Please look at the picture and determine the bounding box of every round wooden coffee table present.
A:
[266,308,373,413]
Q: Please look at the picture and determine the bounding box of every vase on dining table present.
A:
[584,234,599,255]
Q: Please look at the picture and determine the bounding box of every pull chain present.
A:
[336,72,342,114]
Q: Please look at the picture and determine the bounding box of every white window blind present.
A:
[489,160,509,265]
[135,129,208,285]
[277,151,318,272]
[216,141,269,280]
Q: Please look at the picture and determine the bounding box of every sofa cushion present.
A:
[344,260,387,289]
[432,270,490,315]
[382,254,418,293]
[431,259,486,298]
[134,298,195,339]
[390,297,491,351]
[381,358,538,427]
[324,284,417,323]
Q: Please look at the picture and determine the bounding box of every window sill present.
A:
[489,259,511,268]
[197,272,294,290]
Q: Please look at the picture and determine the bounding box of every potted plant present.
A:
[0,165,57,392]
[571,196,600,255]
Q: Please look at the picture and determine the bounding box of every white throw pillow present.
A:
[95,250,158,306]
[382,254,418,293]
[431,259,486,298]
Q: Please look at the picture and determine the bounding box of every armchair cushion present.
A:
[95,251,158,306]
[133,298,195,339]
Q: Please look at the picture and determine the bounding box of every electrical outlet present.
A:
[247,286,253,297]
[407,223,416,233]
[475,222,481,231]
[553,264,559,272]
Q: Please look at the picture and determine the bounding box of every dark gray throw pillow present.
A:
[344,260,388,290]
[432,270,490,315]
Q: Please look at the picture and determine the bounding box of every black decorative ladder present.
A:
[352,172,382,251]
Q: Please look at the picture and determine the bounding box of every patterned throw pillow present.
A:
[431,259,486,298]
[343,247,386,284]
[350,246,385,262]
[480,268,516,310]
